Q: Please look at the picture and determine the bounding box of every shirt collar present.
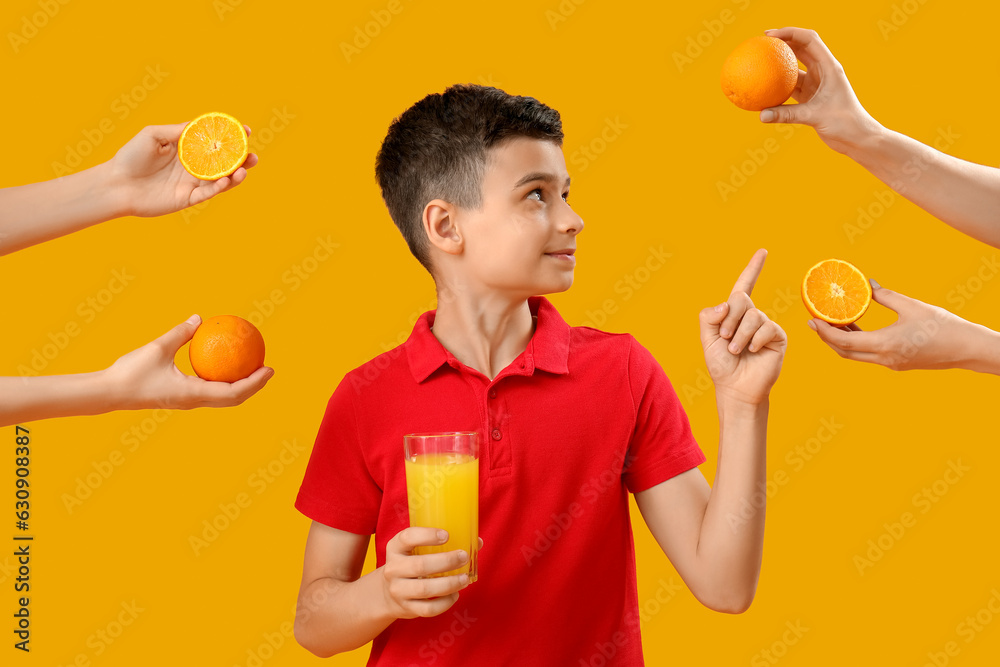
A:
[404,295,571,383]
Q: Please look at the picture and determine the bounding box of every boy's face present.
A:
[450,136,583,298]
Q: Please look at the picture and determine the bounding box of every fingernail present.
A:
[720,327,730,338]
[265,367,275,378]
[437,529,448,542]
[714,303,726,313]
[456,550,468,562]
[187,314,201,325]
[870,278,881,289]
[459,574,470,585]
[729,342,739,353]
[807,320,817,331]
[760,109,775,123]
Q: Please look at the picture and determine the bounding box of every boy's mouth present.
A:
[545,248,576,263]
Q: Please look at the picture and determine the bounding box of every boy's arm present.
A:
[295,522,473,657]
[0,123,256,256]
[759,27,1000,250]
[635,249,784,614]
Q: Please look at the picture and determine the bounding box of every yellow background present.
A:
[3,0,999,664]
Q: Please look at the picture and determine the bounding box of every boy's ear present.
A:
[423,199,463,256]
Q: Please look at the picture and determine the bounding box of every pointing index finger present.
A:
[731,248,768,297]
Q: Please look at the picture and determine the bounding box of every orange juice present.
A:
[405,452,479,580]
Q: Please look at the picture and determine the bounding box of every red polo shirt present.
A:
[295,295,705,666]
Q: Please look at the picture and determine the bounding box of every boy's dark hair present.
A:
[375,84,564,276]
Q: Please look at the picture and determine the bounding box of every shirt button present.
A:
[491,428,502,441]
[489,389,497,399]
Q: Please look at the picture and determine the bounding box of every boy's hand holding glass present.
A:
[380,527,476,620]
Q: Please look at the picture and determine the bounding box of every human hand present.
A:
[808,281,976,371]
[700,249,787,406]
[380,527,476,620]
[107,122,258,218]
[101,314,274,410]
[758,27,882,155]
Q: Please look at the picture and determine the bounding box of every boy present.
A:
[293,84,786,664]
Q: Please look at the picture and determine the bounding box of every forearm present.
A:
[0,161,124,256]
[955,320,1000,375]
[844,125,1000,248]
[0,371,118,427]
[295,568,396,657]
[694,398,768,611]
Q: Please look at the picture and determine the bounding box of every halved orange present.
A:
[801,259,872,325]
[178,112,248,180]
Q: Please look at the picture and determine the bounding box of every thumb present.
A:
[760,103,811,126]
[869,279,915,314]
[154,314,201,352]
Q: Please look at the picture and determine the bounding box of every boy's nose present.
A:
[560,207,584,235]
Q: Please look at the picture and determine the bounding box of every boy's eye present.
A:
[527,188,571,203]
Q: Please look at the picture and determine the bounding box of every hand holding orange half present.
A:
[108,119,257,217]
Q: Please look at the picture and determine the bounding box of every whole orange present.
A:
[189,315,265,382]
[721,36,799,111]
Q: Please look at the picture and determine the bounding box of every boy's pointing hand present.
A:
[699,249,787,406]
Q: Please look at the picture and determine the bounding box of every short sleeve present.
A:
[294,374,382,534]
[622,335,706,493]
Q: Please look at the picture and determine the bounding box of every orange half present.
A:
[801,259,872,325]
[178,112,248,180]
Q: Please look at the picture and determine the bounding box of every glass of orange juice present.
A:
[404,431,479,582]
